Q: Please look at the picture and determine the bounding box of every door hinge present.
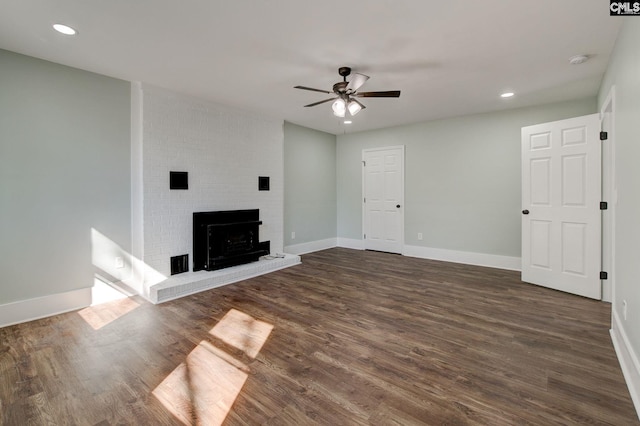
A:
[600,131,608,141]
[600,201,608,210]
[362,160,366,166]
[600,271,608,280]
[364,198,366,203]
[364,234,366,239]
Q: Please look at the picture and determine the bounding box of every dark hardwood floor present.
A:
[1,248,637,425]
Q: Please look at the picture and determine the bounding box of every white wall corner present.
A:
[337,238,365,250]
[284,238,337,255]
[0,288,92,328]
[603,281,613,303]
[130,81,145,298]
[403,244,521,271]
[610,309,640,420]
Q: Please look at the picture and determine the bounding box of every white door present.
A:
[363,146,404,254]
[521,114,601,299]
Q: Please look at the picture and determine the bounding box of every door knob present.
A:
[396,204,401,208]
[522,209,530,215]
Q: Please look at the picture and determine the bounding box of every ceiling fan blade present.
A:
[304,97,336,107]
[356,90,401,98]
[351,98,366,110]
[347,98,366,116]
[347,73,369,92]
[294,85,331,94]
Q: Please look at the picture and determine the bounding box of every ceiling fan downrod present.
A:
[338,66,351,81]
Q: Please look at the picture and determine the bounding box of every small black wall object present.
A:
[258,240,270,254]
[170,171,188,190]
[171,254,189,275]
[258,176,270,191]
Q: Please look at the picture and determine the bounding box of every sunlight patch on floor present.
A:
[77,277,140,330]
[153,309,274,425]
[153,340,249,426]
[210,308,274,358]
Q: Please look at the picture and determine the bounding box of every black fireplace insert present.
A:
[193,209,269,271]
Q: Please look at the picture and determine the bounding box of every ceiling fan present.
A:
[294,67,400,118]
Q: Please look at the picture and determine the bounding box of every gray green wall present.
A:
[598,19,640,381]
[284,122,336,248]
[337,98,597,256]
[0,49,131,305]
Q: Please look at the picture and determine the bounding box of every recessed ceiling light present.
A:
[344,120,352,124]
[569,54,590,65]
[501,92,515,98]
[53,23,77,35]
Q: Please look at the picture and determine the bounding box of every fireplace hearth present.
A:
[193,209,269,271]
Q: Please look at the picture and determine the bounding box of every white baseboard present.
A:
[611,309,640,420]
[333,239,519,271]
[0,288,92,328]
[285,238,337,255]
[403,244,521,271]
[337,238,365,250]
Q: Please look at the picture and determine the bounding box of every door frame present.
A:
[600,86,616,303]
[361,145,405,253]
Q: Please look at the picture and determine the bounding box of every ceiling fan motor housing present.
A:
[333,81,349,95]
[338,67,352,78]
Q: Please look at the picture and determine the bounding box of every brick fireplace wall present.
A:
[131,83,284,293]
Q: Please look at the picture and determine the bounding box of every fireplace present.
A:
[193,209,269,271]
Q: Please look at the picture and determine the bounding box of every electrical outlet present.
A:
[417,233,423,241]
[291,231,296,240]
[115,257,124,269]
[623,300,628,321]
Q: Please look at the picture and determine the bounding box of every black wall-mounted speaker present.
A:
[170,171,188,190]
[258,176,270,191]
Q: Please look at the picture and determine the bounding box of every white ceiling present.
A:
[0,1,621,135]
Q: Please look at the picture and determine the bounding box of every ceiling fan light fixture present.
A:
[295,67,399,118]
[347,99,362,116]
[332,98,346,117]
